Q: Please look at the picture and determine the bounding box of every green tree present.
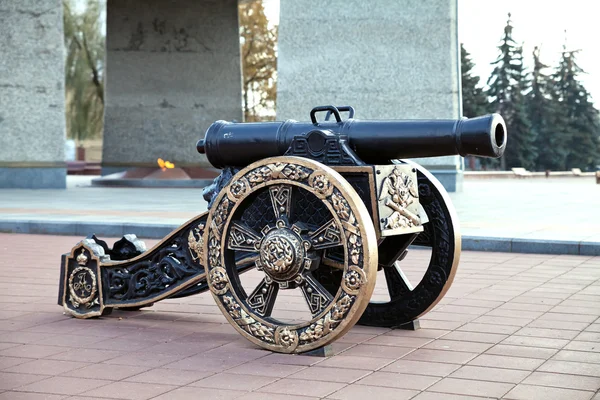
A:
[487,14,536,170]
[461,44,488,118]
[239,0,278,122]
[63,0,105,143]
[552,48,599,170]
[461,44,490,170]
[528,47,569,171]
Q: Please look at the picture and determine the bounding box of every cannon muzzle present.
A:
[197,107,507,169]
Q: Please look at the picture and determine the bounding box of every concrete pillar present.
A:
[277,0,463,191]
[102,0,243,174]
[0,0,66,188]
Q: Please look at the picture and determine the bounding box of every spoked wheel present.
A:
[204,157,377,353]
[359,160,461,327]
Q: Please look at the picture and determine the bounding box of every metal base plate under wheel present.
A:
[204,156,378,353]
[359,160,461,327]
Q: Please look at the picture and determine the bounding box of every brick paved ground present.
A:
[1,233,599,399]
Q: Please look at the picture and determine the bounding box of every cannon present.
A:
[58,105,506,354]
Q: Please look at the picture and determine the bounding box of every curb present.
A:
[1,219,599,256]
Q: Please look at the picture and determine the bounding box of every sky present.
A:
[263,0,599,105]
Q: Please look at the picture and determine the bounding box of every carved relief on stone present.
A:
[375,165,424,236]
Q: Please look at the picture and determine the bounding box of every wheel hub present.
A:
[256,220,313,284]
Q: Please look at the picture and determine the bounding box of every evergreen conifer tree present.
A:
[487,14,536,170]
[461,44,490,169]
[461,44,488,118]
[552,47,599,170]
[528,47,569,170]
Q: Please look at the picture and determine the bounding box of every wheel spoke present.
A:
[235,253,259,273]
[301,273,334,317]
[309,219,343,250]
[227,222,262,252]
[384,261,413,299]
[247,278,279,317]
[269,185,292,220]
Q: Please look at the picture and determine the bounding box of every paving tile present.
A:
[427,377,514,398]
[151,386,245,400]
[527,319,589,330]
[0,371,48,390]
[418,320,463,330]
[523,371,600,391]
[385,329,449,339]
[257,378,345,397]
[423,339,492,353]
[499,302,553,312]
[541,312,598,323]
[16,376,112,396]
[468,354,545,370]
[503,384,594,400]
[356,371,439,390]
[66,363,150,380]
[0,392,65,400]
[515,327,580,340]
[485,344,558,359]
[364,335,433,348]
[238,393,318,400]
[0,331,55,344]
[538,360,600,377]
[162,354,244,372]
[317,355,395,371]
[102,352,182,368]
[382,360,460,377]
[35,334,107,348]
[255,353,322,366]
[226,362,306,377]
[457,323,520,335]
[501,335,570,349]
[402,348,478,364]
[0,344,67,359]
[4,359,89,376]
[473,315,533,326]
[441,330,507,344]
[0,356,30,369]
[326,383,418,400]
[450,365,530,383]
[340,344,413,359]
[553,350,600,363]
[81,381,178,400]
[575,332,600,341]
[336,333,379,344]
[412,392,490,400]
[124,368,213,385]
[190,372,277,391]
[0,343,19,351]
[289,366,369,383]
[47,348,123,363]
[485,308,544,319]
[565,341,600,352]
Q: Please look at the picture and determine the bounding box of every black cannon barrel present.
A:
[197,113,507,169]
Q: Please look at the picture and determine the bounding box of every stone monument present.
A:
[101,0,243,175]
[276,0,463,191]
[0,0,67,189]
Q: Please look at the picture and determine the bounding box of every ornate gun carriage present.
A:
[58,105,506,354]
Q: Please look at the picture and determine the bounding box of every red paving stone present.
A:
[0,233,599,399]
